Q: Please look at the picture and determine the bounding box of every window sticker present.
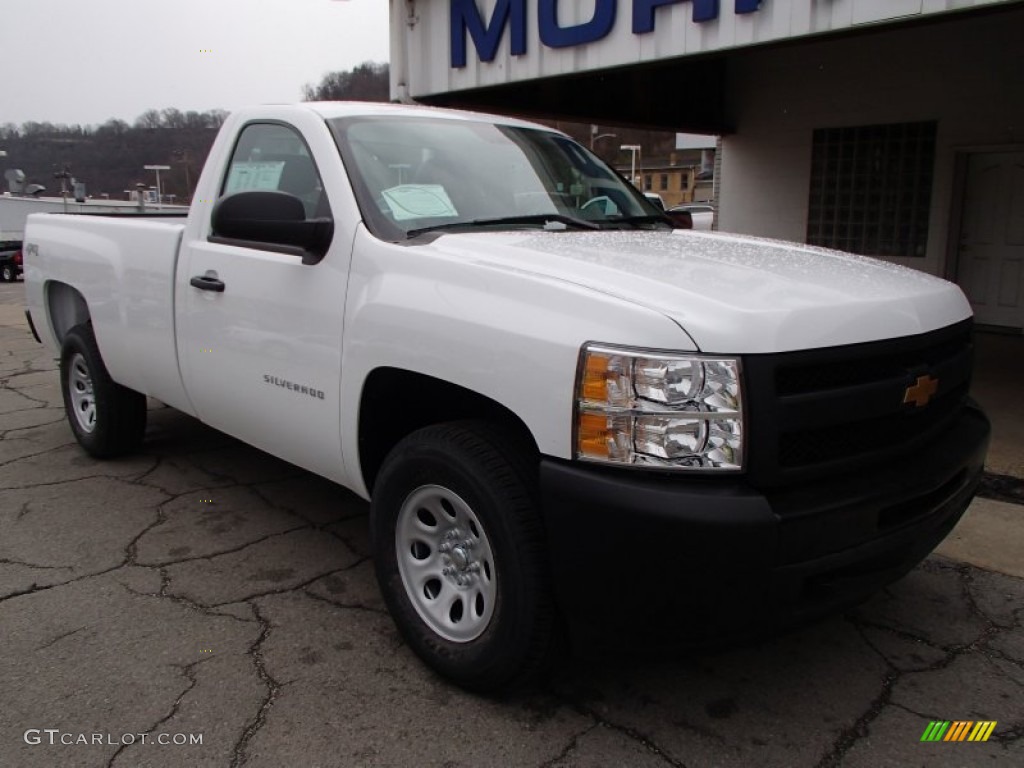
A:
[224,161,286,194]
[381,184,459,221]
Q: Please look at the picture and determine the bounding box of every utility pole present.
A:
[173,149,194,201]
[620,145,641,187]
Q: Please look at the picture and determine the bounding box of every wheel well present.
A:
[45,282,90,345]
[358,368,539,494]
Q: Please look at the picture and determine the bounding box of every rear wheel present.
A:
[0,264,13,282]
[371,422,559,692]
[60,323,147,457]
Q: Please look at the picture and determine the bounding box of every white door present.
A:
[175,122,349,483]
[957,152,1024,329]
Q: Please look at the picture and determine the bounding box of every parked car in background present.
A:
[664,208,693,229]
[0,243,23,282]
[642,193,693,228]
[643,192,666,210]
[670,203,714,230]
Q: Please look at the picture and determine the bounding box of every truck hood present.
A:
[424,229,972,353]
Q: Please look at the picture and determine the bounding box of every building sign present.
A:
[451,0,764,66]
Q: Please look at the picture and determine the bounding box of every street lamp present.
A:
[53,165,74,213]
[173,149,194,200]
[620,144,641,187]
[591,132,617,150]
[144,165,171,209]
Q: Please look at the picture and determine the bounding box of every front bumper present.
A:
[539,402,989,643]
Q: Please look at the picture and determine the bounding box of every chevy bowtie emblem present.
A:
[904,375,939,408]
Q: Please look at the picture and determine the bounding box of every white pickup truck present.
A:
[23,102,989,691]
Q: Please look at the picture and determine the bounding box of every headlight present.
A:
[575,345,744,471]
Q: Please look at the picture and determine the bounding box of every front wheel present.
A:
[60,323,147,458]
[371,422,559,692]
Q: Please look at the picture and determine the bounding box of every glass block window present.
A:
[807,121,936,257]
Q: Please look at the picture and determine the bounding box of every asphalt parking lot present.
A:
[1,278,1021,768]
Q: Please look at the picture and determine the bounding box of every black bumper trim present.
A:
[539,404,989,641]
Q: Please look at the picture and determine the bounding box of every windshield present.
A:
[328,116,668,240]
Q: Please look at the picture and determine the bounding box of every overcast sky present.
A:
[0,0,389,127]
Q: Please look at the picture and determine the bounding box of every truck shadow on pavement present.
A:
[2,401,1022,767]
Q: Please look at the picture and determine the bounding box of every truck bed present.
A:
[24,213,192,412]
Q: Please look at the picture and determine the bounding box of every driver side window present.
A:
[222,123,331,219]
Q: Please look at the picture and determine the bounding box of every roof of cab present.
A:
[299,101,551,131]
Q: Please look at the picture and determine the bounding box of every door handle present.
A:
[190,275,225,292]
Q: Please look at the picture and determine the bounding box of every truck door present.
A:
[176,121,348,483]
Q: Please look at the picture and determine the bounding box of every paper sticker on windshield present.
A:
[224,162,286,194]
[381,184,458,221]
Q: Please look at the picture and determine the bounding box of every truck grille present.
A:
[742,320,974,488]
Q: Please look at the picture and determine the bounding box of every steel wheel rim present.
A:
[68,352,97,434]
[396,484,497,643]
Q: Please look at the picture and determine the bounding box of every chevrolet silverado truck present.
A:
[23,102,989,692]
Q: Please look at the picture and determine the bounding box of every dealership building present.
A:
[391,0,1024,331]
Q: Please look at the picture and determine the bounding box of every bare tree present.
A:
[97,119,130,136]
[21,121,59,136]
[161,108,186,130]
[135,110,163,130]
[206,109,229,128]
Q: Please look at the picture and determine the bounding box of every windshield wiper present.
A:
[606,215,673,228]
[406,214,599,238]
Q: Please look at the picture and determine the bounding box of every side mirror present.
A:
[210,190,333,265]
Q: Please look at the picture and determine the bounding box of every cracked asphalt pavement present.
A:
[1,281,1022,767]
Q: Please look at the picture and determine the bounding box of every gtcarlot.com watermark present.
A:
[24,729,203,747]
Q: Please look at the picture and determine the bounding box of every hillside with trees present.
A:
[0,110,227,205]
[0,63,391,204]
[302,62,390,102]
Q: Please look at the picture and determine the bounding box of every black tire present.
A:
[371,421,559,693]
[0,264,12,282]
[59,323,147,458]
